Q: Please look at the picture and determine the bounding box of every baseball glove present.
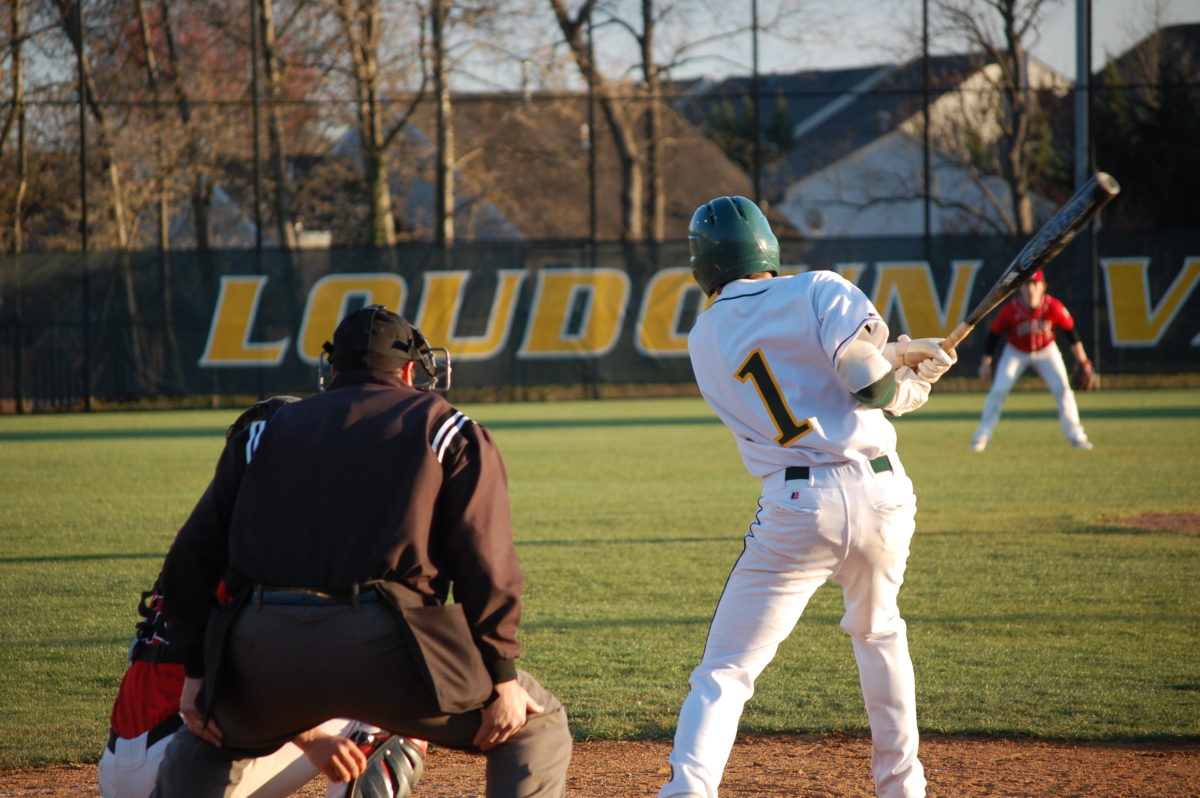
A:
[1071,359,1099,391]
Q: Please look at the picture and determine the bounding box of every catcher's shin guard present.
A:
[348,732,427,798]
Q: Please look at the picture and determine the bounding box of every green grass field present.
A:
[1,389,1198,768]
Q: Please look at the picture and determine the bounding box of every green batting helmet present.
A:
[688,195,780,296]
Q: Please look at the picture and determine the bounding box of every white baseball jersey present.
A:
[688,271,895,477]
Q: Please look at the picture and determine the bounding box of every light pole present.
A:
[751,0,761,205]
[1074,0,1102,375]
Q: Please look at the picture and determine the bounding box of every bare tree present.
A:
[930,0,1060,234]
[638,0,664,241]
[131,0,191,386]
[598,0,668,241]
[53,0,132,248]
[44,0,233,252]
[52,0,159,384]
[327,0,429,246]
[3,0,28,252]
[549,0,646,241]
[110,0,260,251]
[548,0,827,242]
[427,0,563,242]
[256,0,297,249]
[155,0,217,250]
[133,0,174,251]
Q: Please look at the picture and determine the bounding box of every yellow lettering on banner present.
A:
[1102,257,1200,347]
[519,268,630,358]
[833,263,864,284]
[636,268,705,356]
[297,273,406,364]
[871,261,981,337]
[414,270,525,361]
[199,276,289,366]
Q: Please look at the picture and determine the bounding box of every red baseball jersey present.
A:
[989,294,1074,353]
[109,580,231,738]
[109,660,185,738]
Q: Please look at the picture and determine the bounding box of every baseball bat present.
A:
[940,171,1121,352]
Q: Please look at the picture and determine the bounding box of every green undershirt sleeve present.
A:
[852,372,897,409]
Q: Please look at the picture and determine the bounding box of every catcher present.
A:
[100,576,427,798]
[970,270,1097,451]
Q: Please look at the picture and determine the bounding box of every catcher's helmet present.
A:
[688,195,780,296]
[226,395,300,440]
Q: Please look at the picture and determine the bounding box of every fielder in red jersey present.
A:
[970,270,1094,451]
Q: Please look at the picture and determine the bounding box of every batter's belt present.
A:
[785,454,893,482]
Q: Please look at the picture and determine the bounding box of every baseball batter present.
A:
[970,270,1094,451]
[657,196,956,798]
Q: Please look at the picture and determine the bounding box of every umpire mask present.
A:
[319,304,452,391]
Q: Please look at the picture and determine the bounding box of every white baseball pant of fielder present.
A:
[972,343,1088,449]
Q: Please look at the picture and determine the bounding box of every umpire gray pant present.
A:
[151,600,571,798]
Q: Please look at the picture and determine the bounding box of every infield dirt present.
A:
[4,734,1198,797]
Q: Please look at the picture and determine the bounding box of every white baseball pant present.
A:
[98,718,363,798]
[659,456,925,798]
[974,343,1088,445]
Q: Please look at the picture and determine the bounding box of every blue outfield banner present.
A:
[1,232,1197,408]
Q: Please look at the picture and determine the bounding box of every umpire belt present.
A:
[784,454,893,482]
[252,585,381,606]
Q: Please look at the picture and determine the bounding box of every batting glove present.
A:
[884,365,933,416]
[883,334,957,380]
[915,345,957,383]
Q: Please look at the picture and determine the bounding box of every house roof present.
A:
[673,54,989,200]
[1095,22,1200,83]
[396,93,784,242]
[1099,22,1200,90]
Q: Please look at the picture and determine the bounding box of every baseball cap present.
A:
[1028,269,1046,283]
[326,305,419,372]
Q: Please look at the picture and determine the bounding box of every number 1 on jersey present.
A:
[736,349,814,446]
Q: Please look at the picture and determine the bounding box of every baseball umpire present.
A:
[657,196,955,798]
[151,305,571,798]
[102,397,428,798]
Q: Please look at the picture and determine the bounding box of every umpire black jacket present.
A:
[159,370,524,687]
